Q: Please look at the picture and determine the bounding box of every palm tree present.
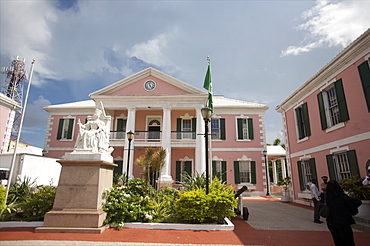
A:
[136,147,166,190]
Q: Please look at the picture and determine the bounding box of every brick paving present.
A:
[1,197,369,246]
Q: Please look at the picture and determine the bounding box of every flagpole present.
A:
[4,59,36,205]
[206,56,213,180]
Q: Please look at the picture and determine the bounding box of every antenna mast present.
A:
[1,56,28,151]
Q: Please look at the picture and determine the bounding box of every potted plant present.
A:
[277,177,291,202]
[339,175,370,217]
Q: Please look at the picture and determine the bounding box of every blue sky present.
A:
[1,0,370,148]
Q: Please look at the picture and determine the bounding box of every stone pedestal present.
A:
[36,157,117,234]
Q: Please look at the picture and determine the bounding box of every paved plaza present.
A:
[1,198,369,246]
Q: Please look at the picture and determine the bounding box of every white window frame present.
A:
[239,161,251,183]
[300,159,312,191]
[211,118,221,140]
[332,151,351,180]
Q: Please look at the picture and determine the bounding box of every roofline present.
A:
[276,28,370,113]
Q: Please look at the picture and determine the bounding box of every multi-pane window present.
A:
[297,158,317,191]
[358,60,370,112]
[211,119,220,139]
[176,161,192,182]
[182,119,192,139]
[239,161,251,183]
[301,160,312,190]
[317,79,349,130]
[212,160,226,182]
[115,119,127,139]
[237,118,254,140]
[333,152,351,180]
[57,118,74,140]
[295,103,311,140]
[326,150,359,181]
[326,86,340,126]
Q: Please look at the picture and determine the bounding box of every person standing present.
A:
[320,176,329,192]
[310,179,323,223]
[326,180,358,246]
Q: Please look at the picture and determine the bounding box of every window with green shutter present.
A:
[358,60,370,112]
[297,159,315,191]
[326,150,359,180]
[317,79,349,130]
[57,118,74,140]
[212,161,227,182]
[295,102,311,140]
[176,161,192,182]
[211,118,226,140]
[237,118,254,140]
[234,160,255,184]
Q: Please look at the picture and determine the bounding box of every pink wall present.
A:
[110,75,190,96]
[0,106,11,153]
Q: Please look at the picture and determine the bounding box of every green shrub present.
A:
[18,186,56,221]
[0,185,6,207]
[175,178,237,223]
[339,175,370,200]
[103,178,155,229]
[181,172,208,191]
[151,185,177,222]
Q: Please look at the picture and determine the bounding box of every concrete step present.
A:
[352,216,370,233]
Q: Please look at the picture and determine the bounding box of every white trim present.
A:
[290,131,370,158]
[330,146,349,154]
[325,122,345,133]
[212,148,263,152]
[299,155,311,161]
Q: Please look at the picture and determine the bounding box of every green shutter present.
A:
[212,161,217,178]
[248,118,254,139]
[309,158,317,181]
[176,161,181,182]
[295,107,304,139]
[176,118,182,139]
[57,119,64,140]
[317,92,328,130]
[67,119,74,139]
[237,119,243,140]
[185,161,192,176]
[334,79,349,122]
[251,161,256,184]
[113,160,123,174]
[326,154,336,180]
[358,61,370,112]
[347,150,359,176]
[191,118,196,139]
[234,161,240,184]
[222,161,227,182]
[117,119,124,131]
[220,118,226,140]
[297,161,305,191]
[302,102,311,137]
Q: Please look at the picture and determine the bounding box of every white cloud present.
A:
[24,96,51,128]
[282,0,370,56]
[126,29,179,67]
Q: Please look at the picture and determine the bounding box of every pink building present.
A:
[0,93,21,153]
[43,67,269,192]
[276,29,370,204]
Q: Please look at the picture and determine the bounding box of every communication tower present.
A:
[1,57,28,151]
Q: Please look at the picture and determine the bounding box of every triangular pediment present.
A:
[89,67,206,97]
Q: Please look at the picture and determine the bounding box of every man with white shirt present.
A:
[310,179,323,224]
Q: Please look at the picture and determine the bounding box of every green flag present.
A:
[203,64,213,110]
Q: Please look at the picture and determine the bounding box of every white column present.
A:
[195,108,206,174]
[160,107,173,182]
[124,107,136,179]
[272,160,278,184]
[281,158,287,179]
